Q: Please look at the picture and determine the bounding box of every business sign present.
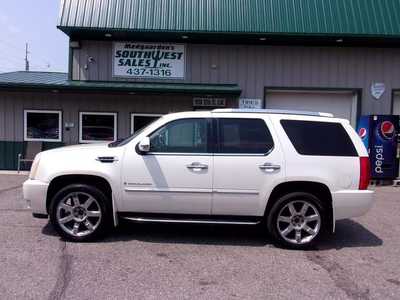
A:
[371,83,386,100]
[193,97,226,107]
[113,42,185,79]
[239,98,263,109]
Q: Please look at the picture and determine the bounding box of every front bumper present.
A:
[23,179,49,216]
[332,189,375,221]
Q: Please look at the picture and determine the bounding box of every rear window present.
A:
[280,120,357,156]
[217,118,274,154]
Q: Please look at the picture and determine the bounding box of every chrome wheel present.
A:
[276,200,321,245]
[56,192,102,237]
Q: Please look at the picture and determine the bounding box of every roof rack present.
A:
[211,109,334,118]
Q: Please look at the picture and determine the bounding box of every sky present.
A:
[0,0,68,73]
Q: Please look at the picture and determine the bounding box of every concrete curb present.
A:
[0,171,29,176]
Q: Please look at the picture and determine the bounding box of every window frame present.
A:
[130,113,163,134]
[143,117,213,155]
[23,109,62,142]
[214,117,275,156]
[79,111,118,144]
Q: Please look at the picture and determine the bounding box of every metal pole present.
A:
[25,43,29,71]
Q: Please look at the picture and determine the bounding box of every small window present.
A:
[131,114,162,134]
[217,118,274,154]
[281,120,357,156]
[149,118,208,153]
[24,110,62,142]
[79,112,117,143]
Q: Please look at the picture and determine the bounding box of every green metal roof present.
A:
[0,71,241,95]
[58,0,400,37]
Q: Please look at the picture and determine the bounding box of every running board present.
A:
[119,214,261,225]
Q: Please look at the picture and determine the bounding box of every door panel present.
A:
[121,117,213,214]
[212,116,285,216]
[121,154,212,214]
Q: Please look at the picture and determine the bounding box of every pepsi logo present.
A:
[380,121,395,140]
[358,128,367,139]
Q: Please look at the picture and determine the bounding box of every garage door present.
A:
[265,90,358,126]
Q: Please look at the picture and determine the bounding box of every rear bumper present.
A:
[332,189,375,221]
[23,179,49,216]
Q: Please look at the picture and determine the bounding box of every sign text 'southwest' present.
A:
[113,42,185,79]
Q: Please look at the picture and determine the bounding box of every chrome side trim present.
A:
[121,217,260,225]
[213,189,259,195]
[96,156,118,163]
[124,187,257,194]
[124,187,211,193]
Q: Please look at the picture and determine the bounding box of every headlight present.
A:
[29,153,41,179]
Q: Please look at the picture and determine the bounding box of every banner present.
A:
[113,42,185,79]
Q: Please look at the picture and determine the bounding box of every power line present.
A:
[0,53,25,66]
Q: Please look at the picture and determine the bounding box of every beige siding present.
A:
[0,91,236,143]
[72,41,400,114]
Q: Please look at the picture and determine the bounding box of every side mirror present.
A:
[138,137,150,153]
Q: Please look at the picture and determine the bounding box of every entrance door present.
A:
[121,117,213,214]
[394,93,400,115]
[212,116,284,216]
[266,90,358,127]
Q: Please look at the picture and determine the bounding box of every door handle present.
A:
[186,162,208,170]
[259,163,281,172]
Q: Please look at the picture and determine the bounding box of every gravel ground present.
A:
[0,174,399,300]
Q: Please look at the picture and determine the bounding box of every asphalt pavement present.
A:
[0,174,399,300]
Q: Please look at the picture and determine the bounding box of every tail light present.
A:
[359,157,371,190]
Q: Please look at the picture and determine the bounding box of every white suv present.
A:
[23,109,374,249]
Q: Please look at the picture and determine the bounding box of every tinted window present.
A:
[150,118,208,153]
[281,120,357,156]
[81,113,116,142]
[217,118,274,154]
[132,115,161,133]
[25,111,61,141]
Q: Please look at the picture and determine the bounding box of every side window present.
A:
[280,120,358,156]
[149,118,208,153]
[217,118,274,154]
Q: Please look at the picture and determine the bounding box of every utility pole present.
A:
[25,43,30,71]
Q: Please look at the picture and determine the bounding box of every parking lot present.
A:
[0,174,399,300]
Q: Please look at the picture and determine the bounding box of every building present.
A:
[1,0,400,170]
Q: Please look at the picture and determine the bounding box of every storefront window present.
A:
[79,112,117,143]
[24,110,62,142]
[131,114,162,134]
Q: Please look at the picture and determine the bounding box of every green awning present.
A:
[0,71,241,95]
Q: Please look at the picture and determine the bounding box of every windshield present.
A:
[108,117,161,147]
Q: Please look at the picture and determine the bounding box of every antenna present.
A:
[25,43,30,71]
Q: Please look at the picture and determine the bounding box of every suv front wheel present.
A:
[49,184,111,242]
[267,192,326,249]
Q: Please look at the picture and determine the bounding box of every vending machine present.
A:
[357,115,399,180]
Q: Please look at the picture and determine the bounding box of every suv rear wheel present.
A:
[49,184,111,242]
[267,192,326,249]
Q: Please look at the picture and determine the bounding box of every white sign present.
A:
[113,42,185,79]
[371,83,386,100]
[239,98,263,109]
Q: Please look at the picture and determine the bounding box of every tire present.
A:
[49,184,112,242]
[267,192,326,250]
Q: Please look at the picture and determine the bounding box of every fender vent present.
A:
[96,156,118,163]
